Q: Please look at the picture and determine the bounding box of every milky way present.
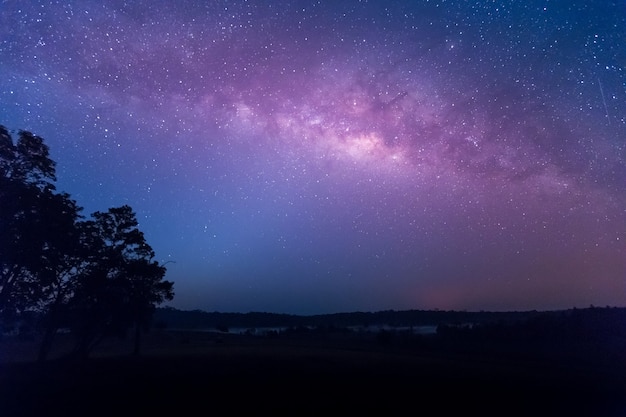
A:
[2,1,625,314]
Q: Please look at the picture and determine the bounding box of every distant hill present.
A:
[153,306,575,331]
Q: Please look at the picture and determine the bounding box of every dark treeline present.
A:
[155,306,626,370]
[0,126,174,360]
[153,307,536,330]
[154,305,626,339]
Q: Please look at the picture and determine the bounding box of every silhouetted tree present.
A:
[0,126,90,360]
[0,126,56,187]
[124,257,172,355]
[0,126,76,316]
[68,206,174,357]
[1,126,174,360]
[32,191,86,361]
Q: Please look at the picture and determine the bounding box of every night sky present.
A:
[2,1,625,315]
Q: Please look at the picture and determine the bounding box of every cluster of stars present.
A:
[1,0,625,314]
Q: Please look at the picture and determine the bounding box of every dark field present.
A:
[1,330,625,416]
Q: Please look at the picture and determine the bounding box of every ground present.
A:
[1,330,624,416]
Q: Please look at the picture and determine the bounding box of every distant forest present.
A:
[154,305,626,342]
[154,306,537,329]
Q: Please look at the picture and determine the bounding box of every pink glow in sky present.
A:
[1,1,625,314]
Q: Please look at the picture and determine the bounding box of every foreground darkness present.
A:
[1,326,625,417]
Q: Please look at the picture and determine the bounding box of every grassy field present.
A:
[1,330,625,416]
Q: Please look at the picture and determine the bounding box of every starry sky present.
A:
[2,1,625,315]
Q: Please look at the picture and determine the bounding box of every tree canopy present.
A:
[0,125,174,359]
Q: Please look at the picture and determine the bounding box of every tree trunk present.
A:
[133,321,142,356]
[37,295,64,362]
[37,326,56,362]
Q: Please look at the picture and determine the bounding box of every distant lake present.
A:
[348,325,438,335]
[169,327,287,335]
[170,325,438,336]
